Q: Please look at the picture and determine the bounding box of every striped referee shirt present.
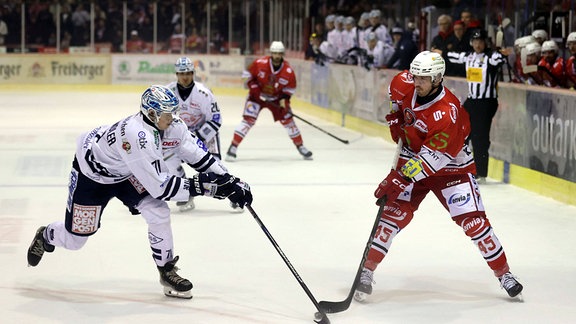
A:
[447,50,507,99]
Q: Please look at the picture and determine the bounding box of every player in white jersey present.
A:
[27,85,252,299]
[165,57,223,211]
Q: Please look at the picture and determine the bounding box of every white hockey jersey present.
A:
[165,81,221,143]
[75,112,227,202]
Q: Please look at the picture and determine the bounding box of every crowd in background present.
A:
[304,1,576,90]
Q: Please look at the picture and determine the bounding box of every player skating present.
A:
[225,41,313,161]
[164,57,236,212]
[355,52,523,302]
[27,85,252,299]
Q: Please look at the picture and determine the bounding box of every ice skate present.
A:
[499,272,523,298]
[354,268,374,302]
[27,226,55,267]
[225,144,237,162]
[297,145,313,160]
[157,256,193,299]
[176,196,195,212]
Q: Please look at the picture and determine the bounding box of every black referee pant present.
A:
[463,98,498,178]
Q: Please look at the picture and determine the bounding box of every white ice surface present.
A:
[1,89,575,324]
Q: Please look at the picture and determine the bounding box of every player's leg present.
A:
[436,173,523,297]
[136,195,193,299]
[225,100,260,161]
[28,159,108,266]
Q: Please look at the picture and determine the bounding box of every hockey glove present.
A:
[189,172,239,199]
[280,98,293,118]
[228,180,253,208]
[374,170,411,205]
[385,109,405,144]
[248,82,262,102]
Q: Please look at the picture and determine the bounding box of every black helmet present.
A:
[471,29,488,40]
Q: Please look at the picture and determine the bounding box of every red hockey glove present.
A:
[248,82,262,102]
[374,170,410,205]
[280,98,293,117]
[385,109,405,144]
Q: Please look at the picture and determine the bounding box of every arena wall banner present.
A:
[111,55,246,89]
[0,55,110,84]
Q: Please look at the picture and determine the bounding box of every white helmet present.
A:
[567,32,576,44]
[409,51,445,83]
[525,42,542,55]
[270,41,285,53]
[531,29,548,41]
[174,57,195,73]
[514,35,536,48]
[140,85,180,124]
[541,40,558,53]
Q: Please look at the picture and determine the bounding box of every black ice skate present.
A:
[157,256,193,299]
[354,268,374,302]
[27,226,55,267]
[297,145,313,160]
[499,272,523,298]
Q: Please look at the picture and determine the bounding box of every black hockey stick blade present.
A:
[318,203,385,313]
[246,205,330,323]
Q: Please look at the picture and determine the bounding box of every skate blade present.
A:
[163,287,193,299]
[353,290,368,302]
[178,204,195,212]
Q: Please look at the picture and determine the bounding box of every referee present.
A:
[446,29,510,183]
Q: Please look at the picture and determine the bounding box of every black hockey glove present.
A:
[228,180,253,208]
[189,172,238,199]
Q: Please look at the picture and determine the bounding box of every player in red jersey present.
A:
[225,41,313,161]
[565,32,576,89]
[353,51,523,302]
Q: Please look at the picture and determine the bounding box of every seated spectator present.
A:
[385,27,418,70]
[564,32,576,89]
[126,30,147,53]
[538,40,565,87]
[443,20,469,77]
[168,24,185,54]
[431,14,453,54]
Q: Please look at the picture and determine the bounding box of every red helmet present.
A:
[388,70,414,102]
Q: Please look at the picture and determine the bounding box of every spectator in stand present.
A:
[459,9,480,47]
[168,23,185,54]
[538,40,565,88]
[385,27,418,70]
[94,18,110,44]
[0,8,7,46]
[369,9,392,46]
[532,29,548,45]
[70,3,90,46]
[186,27,204,53]
[565,32,576,89]
[443,20,469,77]
[431,14,453,54]
[126,30,147,53]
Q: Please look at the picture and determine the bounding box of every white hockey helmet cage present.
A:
[541,40,558,53]
[141,85,180,123]
[409,51,445,83]
[270,41,285,53]
[175,57,195,73]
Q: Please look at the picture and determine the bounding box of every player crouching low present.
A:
[27,85,253,299]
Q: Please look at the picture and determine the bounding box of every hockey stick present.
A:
[318,139,403,313]
[246,204,330,324]
[292,113,350,144]
[260,97,350,144]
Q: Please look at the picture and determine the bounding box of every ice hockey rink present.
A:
[1,86,575,324]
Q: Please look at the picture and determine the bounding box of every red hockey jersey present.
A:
[246,56,297,101]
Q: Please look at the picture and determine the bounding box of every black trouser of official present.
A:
[463,98,498,178]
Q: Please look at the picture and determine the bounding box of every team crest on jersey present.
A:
[122,141,132,153]
[278,78,288,85]
[403,109,416,126]
[196,138,208,152]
